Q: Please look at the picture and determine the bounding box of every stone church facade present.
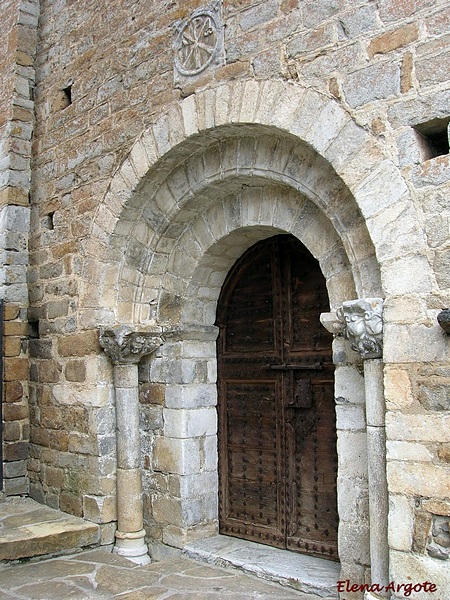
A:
[1,0,450,597]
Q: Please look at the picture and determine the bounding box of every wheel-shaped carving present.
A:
[175,13,219,76]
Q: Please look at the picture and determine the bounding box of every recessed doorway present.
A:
[216,234,338,560]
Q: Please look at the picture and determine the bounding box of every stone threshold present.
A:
[183,535,340,599]
[0,496,100,562]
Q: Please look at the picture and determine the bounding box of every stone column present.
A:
[337,299,389,598]
[100,325,163,565]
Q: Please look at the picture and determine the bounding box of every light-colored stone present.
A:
[387,461,450,499]
[386,413,450,443]
[337,431,368,479]
[335,404,366,431]
[163,407,217,438]
[335,365,365,405]
[0,497,100,561]
[386,441,433,462]
[388,494,414,552]
[165,384,217,409]
[153,437,201,475]
[390,549,450,600]
[384,367,414,410]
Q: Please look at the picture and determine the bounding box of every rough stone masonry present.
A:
[1,0,450,598]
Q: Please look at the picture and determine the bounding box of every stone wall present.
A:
[1,0,39,496]
[7,0,450,597]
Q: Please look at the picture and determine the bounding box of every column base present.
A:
[113,529,151,565]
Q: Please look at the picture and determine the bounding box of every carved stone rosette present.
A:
[99,325,163,365]
[173,2,225,83]
[336,298,384,360]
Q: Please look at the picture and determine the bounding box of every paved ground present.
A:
[0,549,323,599]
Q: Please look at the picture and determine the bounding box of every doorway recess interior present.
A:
[216,235,339,561]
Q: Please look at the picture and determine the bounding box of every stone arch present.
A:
[164,184,355,326]
[81,79,429,330]
[86,79,429,579]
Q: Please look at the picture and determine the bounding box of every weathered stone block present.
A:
[422,499,450,516]
[335,405,365,431]
[163,407,217,438]
[335,365,365,404]
[162,522,217,549]
[337,431,368,478]
[59,490,82,517]
[65,360,86,382]
[83,494,117,524]
[368,23,419,58]
[68,433,98,455]
[37,359,61,383]
[384,322,446,363]
[338,5,378,38]
[99,522,117,545]
[3,304,21,320]
[416,48,450,87]
[44,465,65,489]
[337,476,369,523]
[386,413,450,443]
[3,403,28,421]
[153,437,201,475]
[287,22,335,58]
[3,441,28,461]
[5,381,23,402]
[3,460,27,478]
[388,494,414,552]
[338,521,370,565]
[58,330,101,356]
[4,357,28,381]
[140,404,163,431]
[47,299,69,318]
[390,549,450,598]
[418,382,450,411]
[3,476,29,495]
[438,444,450,463]
[384,367,414,410]
[387,461,450,499]
[152,496,182,527]
[29,339,53,359]
[165,384,217,409]
[387,441,432,462]
[343,61,401,108]
[168,471,218,500]
[139,382,165,405]
[4,336,22,357]
[3,421,21,441]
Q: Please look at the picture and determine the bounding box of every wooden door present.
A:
[216,235,338,560]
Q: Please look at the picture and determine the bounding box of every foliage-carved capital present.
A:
[99,325,163,365]
[336,298,384,360]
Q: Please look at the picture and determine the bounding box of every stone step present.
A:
[0,497,100,562]
[183,535,340,599]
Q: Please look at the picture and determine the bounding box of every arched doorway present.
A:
[216,234,338,560]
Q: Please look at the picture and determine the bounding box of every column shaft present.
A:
[114,363,145,539]
[100,326,164,565]
[364,359,389,596]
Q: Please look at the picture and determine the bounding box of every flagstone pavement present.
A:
[0,549,325,600]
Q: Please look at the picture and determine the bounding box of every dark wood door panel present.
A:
[217,235,338,560]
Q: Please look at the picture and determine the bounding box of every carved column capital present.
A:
[99,325,163,365]
[336,298,384,360]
